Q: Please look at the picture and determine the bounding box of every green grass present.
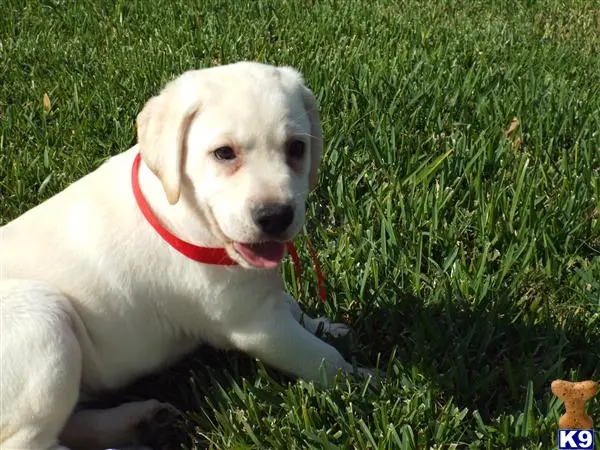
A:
[1,0,599,448]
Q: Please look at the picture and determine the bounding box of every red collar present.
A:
[131,153,326,301]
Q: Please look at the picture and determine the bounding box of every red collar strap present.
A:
[131,153,326,301]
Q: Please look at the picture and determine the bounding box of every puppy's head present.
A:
[136,62,323,269]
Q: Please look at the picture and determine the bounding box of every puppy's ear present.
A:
[136,77,201,204]
[279,67,324,190]
[301,85,323,190]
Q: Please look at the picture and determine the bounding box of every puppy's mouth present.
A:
[202,205,288,269]
[232,241,286,269]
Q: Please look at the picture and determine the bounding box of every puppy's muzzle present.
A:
[252,202,294,236]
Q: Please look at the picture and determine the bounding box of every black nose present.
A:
[252,203,294,236]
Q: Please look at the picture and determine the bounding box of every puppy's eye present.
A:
[213,146,236,161]
[288,140,306,159]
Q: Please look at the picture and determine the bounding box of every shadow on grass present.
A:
[352,289,599,418]
[84,345,271,448]
[100,288,598,447]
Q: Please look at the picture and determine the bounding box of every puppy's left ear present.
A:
[136,74,201,204]
[301,85,323,190]
[279,67,324,190]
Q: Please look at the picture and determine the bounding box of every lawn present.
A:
[1,0,599,448]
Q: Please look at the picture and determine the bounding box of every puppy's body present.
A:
[0,62,359,450]
[3,148,262,392]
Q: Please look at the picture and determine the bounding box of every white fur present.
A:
[0,62,359,449]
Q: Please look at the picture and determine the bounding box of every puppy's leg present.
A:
[59,400,179,450]
[230,297,356,384]
[284,293,350,338]
[0,280,81,450]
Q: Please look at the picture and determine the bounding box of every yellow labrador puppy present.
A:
[0,62,363,450]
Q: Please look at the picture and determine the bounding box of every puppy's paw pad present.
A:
[356,367,379,378]
[150,403,181,425]
[326,322,351,338]
[136,402,181,448]
[354,367,383,389]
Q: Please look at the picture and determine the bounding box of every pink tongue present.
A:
[233,241,286,269]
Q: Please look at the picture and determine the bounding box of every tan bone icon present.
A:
[551,379,598,429]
